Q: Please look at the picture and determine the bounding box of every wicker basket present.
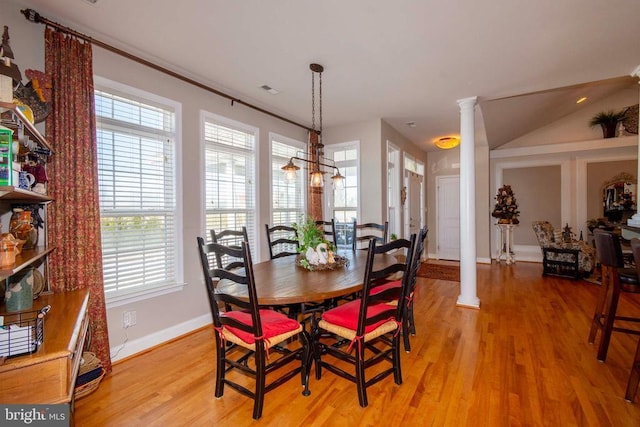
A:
[74,367,105,400]
[74,352,105,400]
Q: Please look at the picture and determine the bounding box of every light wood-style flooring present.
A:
[75,261,640,426]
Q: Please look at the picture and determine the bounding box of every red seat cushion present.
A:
[370,279,402,295]
[222,309,300,344]
[321,299,395,333]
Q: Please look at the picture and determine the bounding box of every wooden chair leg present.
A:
[597,274,621,362]
[253,347,267,420]
[214,340,225,398]
[355,348,368,407]
[300,331,311,396]
[393,335,403,385]
[403,317,411,353]
[588,267,611,344]
[625,337,640,402]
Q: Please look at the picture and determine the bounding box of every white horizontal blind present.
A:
[330,146,359,247]
[271,139,305,226]
[204,117,256,257]
[95,89,177,300]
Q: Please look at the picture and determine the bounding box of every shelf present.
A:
[0,246,55,282]
[0,186,53,203]
[0,101,53,155]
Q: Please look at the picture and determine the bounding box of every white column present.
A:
[456,96,480,308]
[627,65,640,227]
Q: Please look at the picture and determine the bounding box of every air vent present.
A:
[260,85,280,95]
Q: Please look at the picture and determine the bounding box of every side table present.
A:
[496,223,517,264]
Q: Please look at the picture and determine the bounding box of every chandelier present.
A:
[281,63,344,189]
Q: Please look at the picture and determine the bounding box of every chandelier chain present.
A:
[311,72,316,131]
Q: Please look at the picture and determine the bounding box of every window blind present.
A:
[271,139,305,226]
[204,118,256,255]
[95,89,177,300]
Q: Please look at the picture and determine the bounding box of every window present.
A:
[326,142,359,248]
[270,134,305,225]
[95,79,181,305]
[203,113,257,254]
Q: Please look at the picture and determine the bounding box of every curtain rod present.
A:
[21,8,315,134]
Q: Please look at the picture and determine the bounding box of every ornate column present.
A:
[308,131,323,220]
[457,96,480,309]
[627,65,640,227]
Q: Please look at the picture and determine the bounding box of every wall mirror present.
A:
[603,172,636,222]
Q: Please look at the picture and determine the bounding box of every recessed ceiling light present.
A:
[406,121,416,128]
[260,84,280,95]
[576,97,587,104]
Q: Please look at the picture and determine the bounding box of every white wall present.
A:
[3,0,310,360]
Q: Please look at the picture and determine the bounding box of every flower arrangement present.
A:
[291,216,347,271]
[491,185,520,224]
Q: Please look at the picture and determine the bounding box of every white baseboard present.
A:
[426,252,492,264]
[110,313,212,362]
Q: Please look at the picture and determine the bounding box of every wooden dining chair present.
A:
[265,224,299,259]
[313,233,417,407]
[369,226,428,352]
[210,227,248,269]
[196,237,311,420]
[315,219,337,247]
[588,229,640,362]
[352,221,388,251]
[625,238,640,402]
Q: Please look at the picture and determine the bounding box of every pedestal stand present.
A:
[496,223,517,265]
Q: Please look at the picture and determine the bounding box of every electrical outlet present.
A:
[122,310,137,328]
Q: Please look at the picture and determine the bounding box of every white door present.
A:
[437,175,460,260]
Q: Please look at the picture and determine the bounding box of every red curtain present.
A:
[44,29,111,372]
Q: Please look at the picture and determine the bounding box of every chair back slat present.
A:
[210,227,249,269]
[265,224,299,259]
[352,221,389,251]
[315,219,338,247]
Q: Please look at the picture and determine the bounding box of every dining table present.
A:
[215,249,401,306]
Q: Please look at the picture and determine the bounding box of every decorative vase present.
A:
[5,268,34,312]
[10,209,38,250]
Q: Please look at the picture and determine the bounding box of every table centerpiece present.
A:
[292,216,348,271]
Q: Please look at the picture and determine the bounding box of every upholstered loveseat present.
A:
[532,221,595,279]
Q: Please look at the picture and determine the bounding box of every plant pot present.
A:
[601,122,618,138]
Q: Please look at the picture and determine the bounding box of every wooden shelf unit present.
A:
[0,290,90,404]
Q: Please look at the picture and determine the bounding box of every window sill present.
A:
[106,282,185,309]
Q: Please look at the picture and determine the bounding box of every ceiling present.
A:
[17,0,640,151]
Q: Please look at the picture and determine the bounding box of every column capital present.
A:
[456,96,478,109]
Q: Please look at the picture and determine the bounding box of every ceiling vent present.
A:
[260,85,280,95]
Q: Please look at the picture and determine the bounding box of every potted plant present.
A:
[590,109,627,138]
[292,216,346,270]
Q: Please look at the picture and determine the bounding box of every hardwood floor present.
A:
[75,261,640,426]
